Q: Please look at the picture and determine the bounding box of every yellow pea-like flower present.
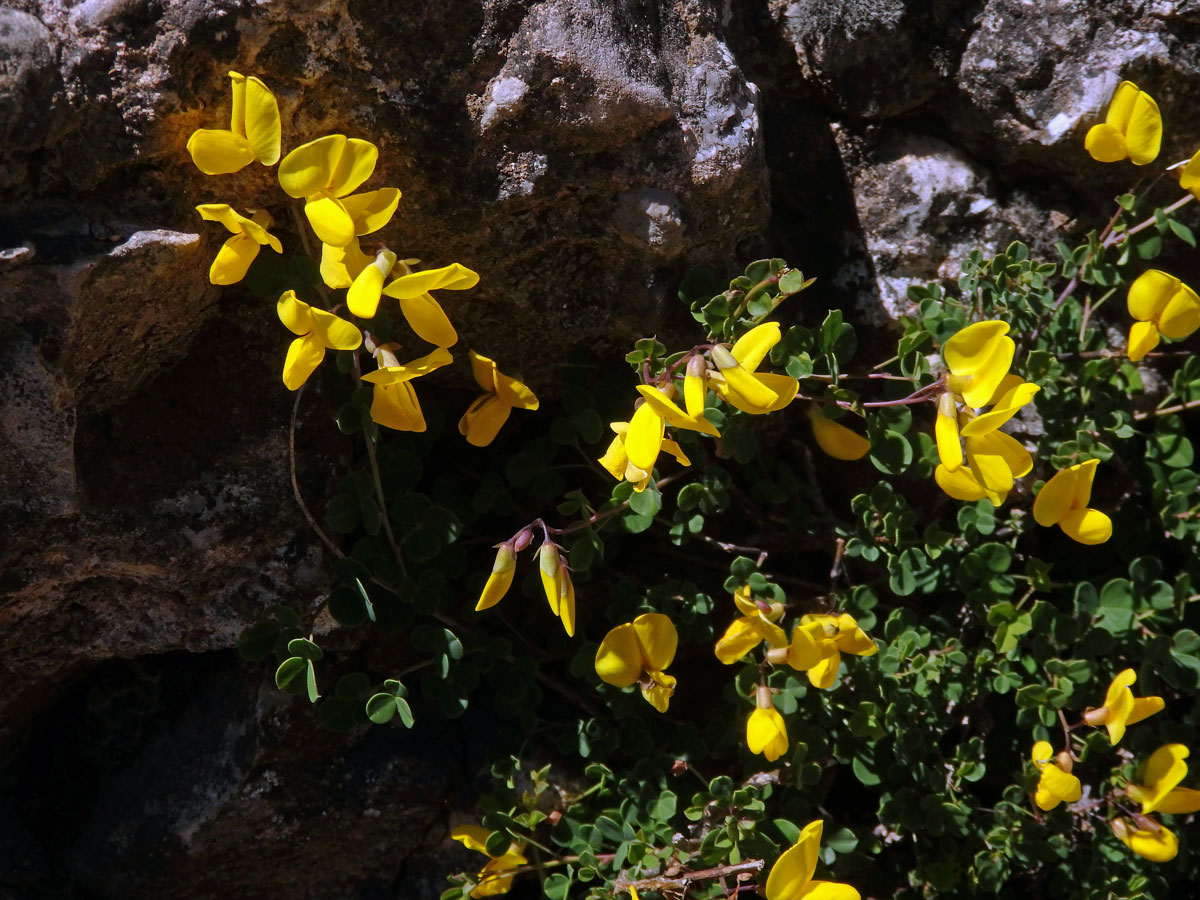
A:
[475,543,517,612]
[1030,740,1082,811]
[536,543,575,637]
[458,351,539,447]
[361,346,452,432]
[1125,269,1200,362]
[806,406,869,460]
[594,613,678,712]
[276,290,361,390]
[747,687,789,762]
[709,322,799,414]
[277,134,401,247]
[714,587,788,664]
[941,321,1014,409]
[1112,816,1178,863]
[1081,668,1164,745]
[1032,458,1113,544]
[195,203,282,285]
[800,613,877,689]
[765,819,860,900]
[598,421,691,492]
[1126,744,1200,815]
[1085,80,1162,166]
[187,71,281,175]
[449,825,528,897]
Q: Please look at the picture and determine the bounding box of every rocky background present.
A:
[3,0,1200,897]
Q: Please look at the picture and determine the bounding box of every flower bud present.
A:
[512,527,534,552]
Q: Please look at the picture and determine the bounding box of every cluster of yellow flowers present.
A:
[931,320,1113,544]
[1027,669,1199,862]
[1086,81,1200,361]
[187,72,537,444]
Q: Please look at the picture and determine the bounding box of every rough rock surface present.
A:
[4,0,1200,897]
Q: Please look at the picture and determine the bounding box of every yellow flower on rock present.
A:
[714,587,787,664]
[449,825,528,897]
[594,613,678,712]
[1032,458,1112,544]
[1125,269,1200,362]
[800,613,877,689]
[187,71,281,175]
[1127,744,1200,815]
[806,406,870,460]
[598,420,691,492]
[1082,668,1164,745]
[1085,81,1162,166]
[1112,816,1178,863]
[747,687,789,762]
[1030,741,1082,810]
[276,290,361,390]
[277,134,400,247]
[459,351,539,447]
[195,203,282,285]
[361,346,452,432]
[537,543,575,637]
[709,322,799,414]
[765,819,861,900]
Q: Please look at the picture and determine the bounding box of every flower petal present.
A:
[277,289,313,336]
[340,187,402,235]
[808,408,870,461]
[462,395,512,447]
[798,881,861,900]
[330,137,379,197]
[640,669,676,712]
[765,820,822,900]
[282,335,324,390]
[935,397,963,470]
[371,381,427,431]
[476,546,516,611]
[209,233,260,285]
[942,320,1010,377]
[398,293,459,348]
[187,128,255,175]
[1113,817,1178,862]
[1157,283,1200,340]
[347,250,395,319]
[1154,787,1200,814]
[450,825,492,855]
[633,612,678,672]
[714,617,766,664]
[598,433,628,480]
[1138,744,1190,814]
[1128,320,1161,362]
[935,463,989,502]
[383,262,481,299]
[1128,695,1166,727]
[1084,123,1128,163]
[362,347,453,386]
[832,614,876,656]
[538,544,561,615]
[961,381,1040,437]
[595,623,643,687]
[310,308,363,351]
[494,370,539,411]
[660,439,692,467]
[746,706,789,761]
[636,384,719,436]
[1128,270,1179,322]
[321,239,373,290]
[1059,507,1112,545]
[1125,89,1162,166]
[305,195,357,247]
[730,322,781,373]
[807,649,841,689]
[624,402,666,472]
[278,134,347,198]
[1033,465,1080,527]
[468,350,499,392]
[243,75,281,165]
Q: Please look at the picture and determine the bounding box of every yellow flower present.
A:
[1081,668,1164,745]
[765,622,825,672]
[537,543,575,637]
[1112,816,1178,863]
[800,613,877,689]
[1127,744,1200,815]
[349,257,479,349]
[475,543,517,612]
[709,322,799,414]
[1084,81,1162,166]
[449,825,528,897]
[1179,147,1200,199]
[277,134,400,247]
[1125,269,1200,362]
[806,406,870,460]
[459,351,539,447]
[765,819,860,900]
[594,613,678,712]
[598,420,692,492]
[747,687,789,762]
[187,71,281,175]
[934,323,1037,507]
[1030,740,1082,811]
[714,587,787,664]
[276,290,361,390]
[1032,458,1112,544]
[361,346,452,432]
[195,204,282,285]
[320,238,374,290]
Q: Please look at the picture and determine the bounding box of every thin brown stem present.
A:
[618,860,765,892]
[1134,397,1200,420]
[289,382,345,561]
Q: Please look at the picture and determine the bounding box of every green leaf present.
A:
[366,692,397,724]
[275,656,306,689]
[306,659,320,702]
